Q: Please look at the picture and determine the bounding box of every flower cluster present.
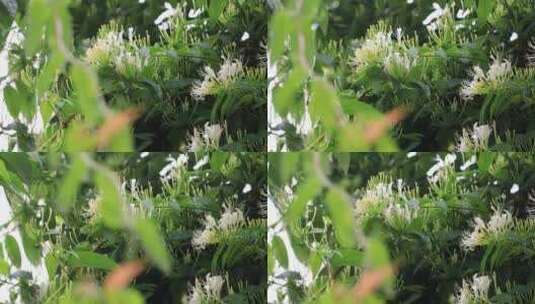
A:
[427,153,457,183]
[454,123,493,152]
[452,274,492,304]
[187,122,226,152]
[192,203,245,250]
[182,273,226,304]
[85,24,149,76]
[461,207,513,251]
[460,56,513,101]
[191,57,245,101]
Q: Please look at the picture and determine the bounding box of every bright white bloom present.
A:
[456,9,471,19]
[455,123,492,152]
[423,3,446,31]
[218,204,245,230]
[462,208,513,251]
[140,152,150,158]
[241,31,250,41]
[193,155,209,170]
[191,57,244,100]
[510,183,519,194]
[155,2,178,30]
[354,180,395,218]
[460,155,477,171]
[510,32,518,42]
[188,8,203,19]
[192,205,245,250]
[407,0,414,4]
[427,154,456,183]
[453,274,491,304]
[159,154,189,181]
[461,56,512,100]
[183,273,225,303]
[407,152,418,158]
[139,0,146,3]
[242,183,252,193]
[187,123,225,152]
[352,30,393,72]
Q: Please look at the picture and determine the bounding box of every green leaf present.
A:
[208,0,228,21]
[70,63,102,125]
[477,0,495,23]
[271,235,288,268]
[365,238,390,268]
[269,11,292,62]
[285,176,321,226]
[310,79,341,130]
[478,152,495,173]
[45,253,58,278]
[95,171,123,229]
[105,289,144,304]
[331,248,363,268]
[20,225,41,265]
[66,250,117,270]
[24,0,50,56]
[325,188,356,248]
[57,155,87,211]
[133,217,172,274]
[0,260,9,275]
[3,86,21,117]
[4,235,21,268]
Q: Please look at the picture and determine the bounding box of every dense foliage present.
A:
[0,152,266,303]
[1,0,267,151]
[269,152,535,303]
[270,0,535,151]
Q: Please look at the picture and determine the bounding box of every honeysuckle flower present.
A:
[455,123,492,152]
[453,274,491,303]
[427,154,456,183]
[188,8,203,19]
[159,154,189,181]
[460,155,477,171]
[407,152,418,158]
[192,204,245,250]
[183,273,225,304]
[462,208,513,251]
[193,155,209,170]
[510,32,519,42]
[242,183,252,193]
[510,183,519,194]
[241,31,250,41]
[456,9,471,19]
[191,57,244,100]
[423,3,445,31]
[461,56,512,100]
[155,2,178,30]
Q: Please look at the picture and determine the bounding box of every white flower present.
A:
[453,274,491,303]
[241,31,250,41]
[384,202,419,224]
[191,58,244,100]
[155,2,178,30]
[462,208,512,251]
[510,32,518,42]
[456,9,471,19]
[455,123,492,152]
[407,0,414,4]
[218,204,245,230]
[188,8,203,19]
[159,154,189,181]
[407,152,417,158]
[183,273,225,303]
[510,183,519,194]
[242,183,252,194]
[193,155,209,170]
[427,154,456,183]
[423,3,446,31]
[203,123,224,147]
[461,56,512,100]
[140,152,150,158]
[460,155,477,171]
